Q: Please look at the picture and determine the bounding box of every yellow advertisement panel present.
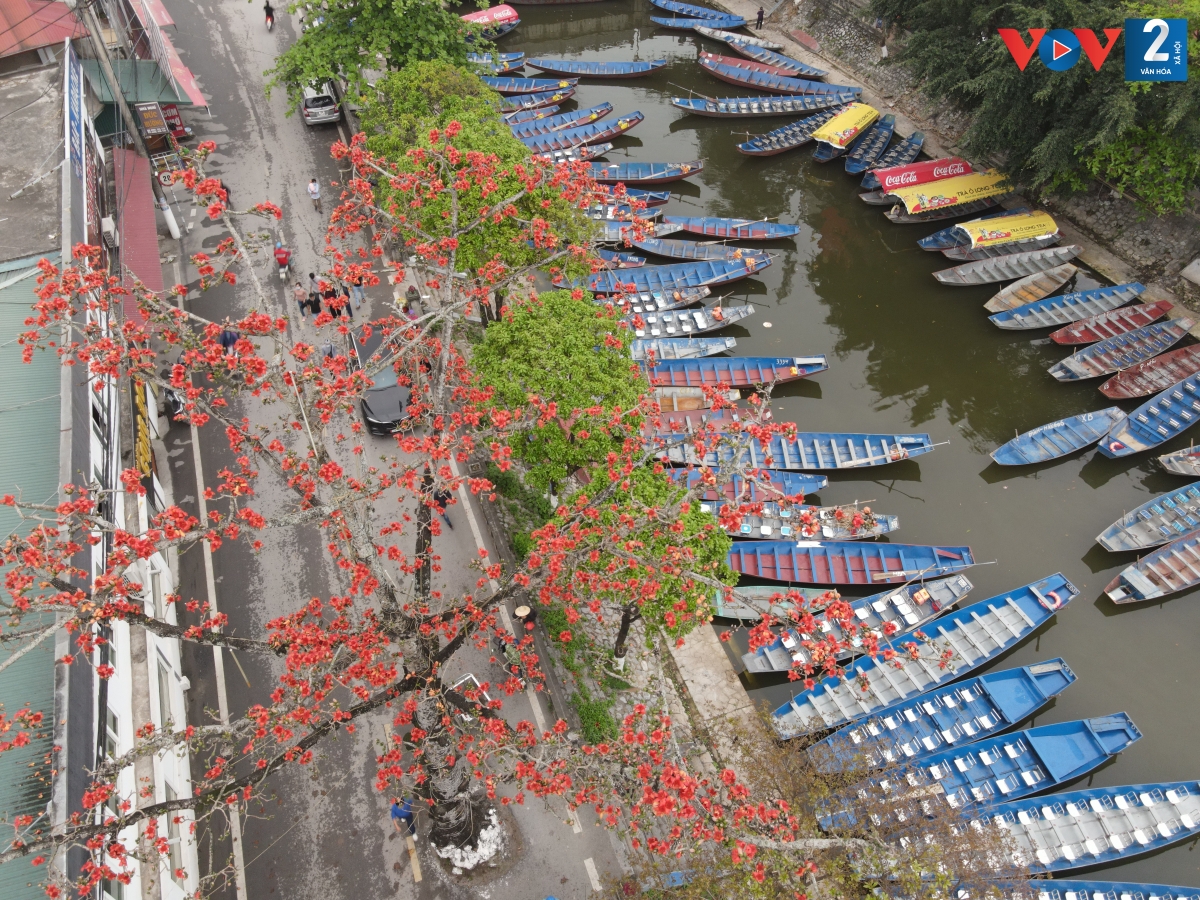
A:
[811,103,880,149]
[888,170,1011,215]
[956,211,1058,248]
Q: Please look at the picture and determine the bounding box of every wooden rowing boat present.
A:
[737,107,844,157]
[520,111,643,151]
[649,0,730,18]
[594,285,710,316]
[991,408,1127,465]
[730,540,974,587]
[509,103,612,138]
[1049,300,1173,345]
[698,55,857,96]
[843,114,896,174]
[858,133,926,189]
[594,249,644,269]
[498,88,574,113]
[586,256,770,293]
[631,238,768,262]
[708,500,899,542]
[623,303,755,338]
[668,468,827,501]
[885,197,998,223]
[629,336,736,361]
[723,39,827,78]
[1099,373,1200,458]
[654,431,935,470]
[661,216,800,239]
[672,92,855,118]
[525,58,667,78]
[712,585,836,621]
[935,245,1082,286]
[989,282,1144,330]
[533,142,610,163]
[645,354,821,386]
[589,160,704,185]
[983,264,1079,314]
[941,234,1062,261]
[1048,319,1194,382]
[692,24,782,49]
[482,75,578,96]
[652,15,746,30]
[1097,481,1200,552]
[1101,344,1200,399]
[1160,446,1200,477]
[699,49,795,78]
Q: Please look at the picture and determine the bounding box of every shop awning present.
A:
[113,147,163,321]
[81,58,186,104]
[887,170,1011,216]
[955,211,1058,249]
[811,103,879,149]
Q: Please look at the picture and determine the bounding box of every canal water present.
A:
[506,2,1200,886]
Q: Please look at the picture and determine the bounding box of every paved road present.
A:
[161,3,624,898]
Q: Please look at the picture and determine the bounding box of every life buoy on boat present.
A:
[1039,590,1063,611]
[1108,441,1125,453]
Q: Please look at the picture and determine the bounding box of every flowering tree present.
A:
[0,80,1006,900]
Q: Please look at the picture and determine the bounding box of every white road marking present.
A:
[448,457,548,735]
[567,806,583,834]
[405,835,422,883]
[584,857,602,891]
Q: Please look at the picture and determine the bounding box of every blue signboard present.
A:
[1125,18,1189,82]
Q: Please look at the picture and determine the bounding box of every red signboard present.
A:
[876,156,973,193]
[461,4,518,25]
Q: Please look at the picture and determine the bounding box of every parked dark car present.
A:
[349,323,412,435]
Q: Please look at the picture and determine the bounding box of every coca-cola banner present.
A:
[876,157,972,193]
[461,4,519,25]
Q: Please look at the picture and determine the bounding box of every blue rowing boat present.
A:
[586,256,770,294]
[526,58,667,78]
[698,55,859,96]
[669,469,828,503]
[481,75,579,96]
[983,781,1200,873]
[590,160,704,185]
[622,303,755,338]
[501,104,560,125]
[595,248,644,268]
[644,354,823,388]
[649,0,729,18]
[724,39,828,78]
[843,114,896,174]
[859,133,926,189]
[737,107,844,157]
[807,658,1077,774]
[468,51,525,63]
[661,216,800,239]
[917,207,1032,251]
[713,585,837,621]
[600,187,671,207]
[653,14,747,30]
[742,575,972,674]
[1035,883,1200,900]
[581,203,661,221]
[520,111,644,151]
[509,103,612,138]
[656,431,935,470]
[632,238,768,262]
[820,714,1142,829]
[1100,374,1200,458]
[468,52,525,74]
[704,500,899,541]
[596,221,682,242]
[728,541,975,587]
[1097,482,1200,552]
[498,89,574,113]
[771,573,1077,738]
[599,285,708,316]
[1048,319,1194,382]
[630,337,736,361]
[671,93,855,118]
[988,283,1146,330]
[991,408,1128,465]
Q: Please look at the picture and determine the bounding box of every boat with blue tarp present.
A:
[630,337,736,361]
[509,103,612,138]
[807,658,1077,773]
[698,55,859,96]
[742,575,972,674]
[988,283,1145,330]
[482,75,579,96]
[1100,373,1200,458]
[622,303,754,338]
[982,782,1200,873]
[655,431,935,470]
[843,115,896,173]
[702,500,898,541]
[859,133,926,189]
[585,256,769,293]
[724,39,828,78]
[1097,482,1200,552]
[728,541,975,587]
[668,469,827,502]
[737,107,844,157]
[526,59,666,78]
[661,216,800,239]
[644,355,819,387]
[671,93,855,118]
[589,160,704,185]
[771,573,1077,738]
[991,408,1127,465]
[1048,319,1194,381]
[819,714,1143,828]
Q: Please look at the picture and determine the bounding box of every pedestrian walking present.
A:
[307,178,322,214]
[756,5,764,28]
[390,797,415,836]
[292,281,308,323]
[307,273,323,318]
[349,273,365,309]
[514,604,537,634]
[219,328,239,355]
[220,179,233,209]
[433,488,453,529]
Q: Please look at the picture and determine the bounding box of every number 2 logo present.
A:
[1142,18,1170,62]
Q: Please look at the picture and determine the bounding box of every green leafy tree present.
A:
[872,0,1200,213]
[473,289,646,492]
[265,0,479,111]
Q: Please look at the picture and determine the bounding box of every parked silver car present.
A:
[301,82,341,126]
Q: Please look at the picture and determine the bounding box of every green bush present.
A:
[572,687,618,744]
[540,603,584,673]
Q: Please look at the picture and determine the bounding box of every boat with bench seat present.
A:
[621,303,755,338]
[1048,319,1194,382]
[630,337,736,361]
[917,207,1029,250]
[1104,527,1200,603]
[692,23,782,47]
[509,103,612,138]
[702,500,898,540]
[1049,300,1173,345]
[595,285,709,315]
[988,283,1146,330]
[643,353,822,386]
[1160,446,1200,477]
[1030,881,1200,900]
[935,246,1083,286]
[771,573,1077,738]
[723,39,828,78]
[1101,345,1200,399]
[1097,482,1200,552]
[729,541,975,588]
[712,585,838,621]
[1100,373,1200,458]
[991,408,1127,465]
[654,431,935,470]
[858,132,926,190]
[807,658,1077,773]
[981,781,1200,873]
[741,575,972,674]
[672,92,854,118]
[668,468,827,502]
[819,714,1142,829]
[586,256,769,294]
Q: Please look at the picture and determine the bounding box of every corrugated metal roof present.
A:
[0,0,86,60]
[0,253,62,900]
[112,148,162,314]
[80,58,185,105]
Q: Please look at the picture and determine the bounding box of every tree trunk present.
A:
[613,604,639,667]
[413,696,482,849]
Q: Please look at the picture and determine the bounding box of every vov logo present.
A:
[998,19,1188,81]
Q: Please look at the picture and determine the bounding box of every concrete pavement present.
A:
[160,2,624,897]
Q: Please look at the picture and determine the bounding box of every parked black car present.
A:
[349,323,412,435]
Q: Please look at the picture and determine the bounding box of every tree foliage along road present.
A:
[0,63,1023,900]
[871,0,1200,213]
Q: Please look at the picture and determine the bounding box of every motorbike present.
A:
[159,369,185,425]
[274,242,291,282]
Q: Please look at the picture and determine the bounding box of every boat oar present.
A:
[669,82,716,101]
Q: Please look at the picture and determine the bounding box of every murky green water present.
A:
[509,2,1200,885]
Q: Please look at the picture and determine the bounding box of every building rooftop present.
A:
[0,64,62,264]
[0,0,85,60]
